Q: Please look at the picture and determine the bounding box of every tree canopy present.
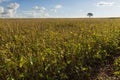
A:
[87,13,93,18]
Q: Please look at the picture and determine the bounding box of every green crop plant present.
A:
[0,18,120,80]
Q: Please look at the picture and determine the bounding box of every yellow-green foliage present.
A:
[0,18,120,80]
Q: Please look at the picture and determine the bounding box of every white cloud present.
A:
[0,2,20,18]
[31,5,50,18]
[23,11,34,15]
[23,11,36,18]
[55,5,62,9]
[33,6,46,13]
[51,8,57,12]
[43,13,49,17]
[51,4,62,13]
[97,1,114,6]
[23,7,49,18]
[7,2,20,10]
[0,7,4,13]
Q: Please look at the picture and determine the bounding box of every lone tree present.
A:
[87,13,93,18]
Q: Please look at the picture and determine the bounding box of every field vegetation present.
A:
[0,18,120,80]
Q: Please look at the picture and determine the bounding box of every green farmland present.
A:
[0,18,120,80]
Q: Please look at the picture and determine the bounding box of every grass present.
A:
[0,18,120,80]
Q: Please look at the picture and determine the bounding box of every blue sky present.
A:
[0,0,120,18]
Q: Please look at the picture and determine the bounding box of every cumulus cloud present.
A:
[23,6,50,18]
[51,4,62,13]
[55,5,62,9]
[33,6,46,13]
[97,1,114,6]
[0,7,4,13]
[31,5,50,18]
[0,2,20,18]
[23,4,63,18]
[7,2,20,9]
